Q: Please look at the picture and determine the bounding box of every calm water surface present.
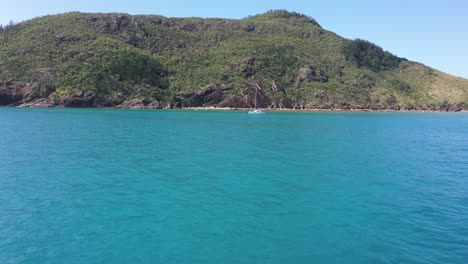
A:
[1,108,467,263]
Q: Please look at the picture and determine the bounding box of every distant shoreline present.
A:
[183,107,468,113]
[7,105,467,113]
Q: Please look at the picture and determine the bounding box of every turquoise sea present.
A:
[1,107,468,263]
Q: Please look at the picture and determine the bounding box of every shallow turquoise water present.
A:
[1,108,468,263]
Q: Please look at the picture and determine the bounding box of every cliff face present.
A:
[0,10,467,110]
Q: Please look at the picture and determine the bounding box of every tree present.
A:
[3,20,15,31]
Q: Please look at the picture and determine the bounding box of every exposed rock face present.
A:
[0,81,33,105]
[91,14,134,33]
[172,82,286,109]
[243,23,256,32]
[46,92,121,107]
[215,96,249,108]
[19,99,54,108]
[17,92,123,108]
[230,58,256,78]
[56,93,96,107]
[116,99,161,109]
[313,90,329,100]
[55,34,85,43]
[175,84,231,107]
[89,14,146,46]
[297,65,328,83]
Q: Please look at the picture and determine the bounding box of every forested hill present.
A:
[1,10,467,110]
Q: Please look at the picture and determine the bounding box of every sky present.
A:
[1,0,467,79]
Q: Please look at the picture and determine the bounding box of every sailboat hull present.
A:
[248,110,264,114]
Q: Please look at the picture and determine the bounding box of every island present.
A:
[0,10,467,111]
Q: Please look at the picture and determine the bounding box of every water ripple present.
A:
[1,108,468,263]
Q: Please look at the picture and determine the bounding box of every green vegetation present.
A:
[344,39,403,71]
[0,10,467,110]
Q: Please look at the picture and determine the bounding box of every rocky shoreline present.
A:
[7,104,466,113]
[1,82,465,112]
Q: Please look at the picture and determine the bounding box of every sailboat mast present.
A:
[254,85,257,109]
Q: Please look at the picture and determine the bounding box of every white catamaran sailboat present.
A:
[248,85,264,114]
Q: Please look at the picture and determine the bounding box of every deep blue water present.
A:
[1,107,468,263]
